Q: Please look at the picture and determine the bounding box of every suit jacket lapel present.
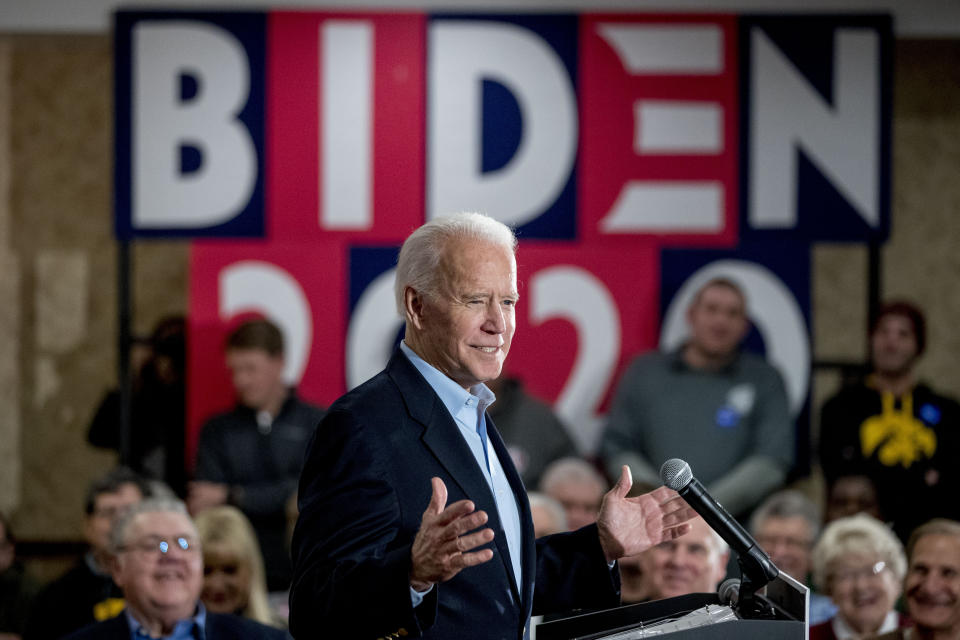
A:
[387,350,520,601]
[487,414,536,618]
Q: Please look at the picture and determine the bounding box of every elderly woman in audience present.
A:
[810,513,907,639]
[194,506,280,627]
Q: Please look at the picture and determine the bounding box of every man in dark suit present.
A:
[289,212,695,640]
[66,498,284,640]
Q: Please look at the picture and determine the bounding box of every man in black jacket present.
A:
[189,319,324,591]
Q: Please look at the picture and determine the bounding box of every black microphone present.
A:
[660,458,779,590]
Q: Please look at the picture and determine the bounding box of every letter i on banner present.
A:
[266,12,425,243]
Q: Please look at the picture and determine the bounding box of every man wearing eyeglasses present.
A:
[65,498,284,640]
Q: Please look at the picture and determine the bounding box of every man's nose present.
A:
[483,302,506,333]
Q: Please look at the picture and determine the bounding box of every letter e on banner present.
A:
[579,14,739,248]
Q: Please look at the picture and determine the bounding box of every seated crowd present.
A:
[4,293,960,639]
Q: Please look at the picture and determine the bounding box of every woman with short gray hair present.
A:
[809,513,907,639]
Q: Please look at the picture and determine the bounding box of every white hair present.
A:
[539,457,607,496]
[811,513,906,593]
[110,497,194,553]
[394,212,517,315]
[749,489,822,542]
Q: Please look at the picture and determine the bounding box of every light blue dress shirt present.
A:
[400,342,524,607]
[124,603,206,640]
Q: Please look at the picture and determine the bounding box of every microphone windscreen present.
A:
[718,578,741,605]
[660,458,693,491]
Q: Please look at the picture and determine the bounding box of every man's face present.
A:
[826,475,881,523]
[686,285,748,361]
[546,482,604,531]
[641,517,729,599]
[871,314,918,377]
[113,511,204,624]
[226,348,285,410]
[754,516,813,582]
[84,483,144,554]
[408,238,518,390]
[905,534,960,634]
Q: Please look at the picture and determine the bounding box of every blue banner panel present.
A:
[738,14,893,242]
[115,11,266,238]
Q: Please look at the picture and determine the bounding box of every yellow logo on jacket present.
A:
[93,597,126,621]
[860,392,936,468]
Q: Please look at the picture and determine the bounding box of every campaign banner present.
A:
[116,10,891,242]
[114,10,893,455]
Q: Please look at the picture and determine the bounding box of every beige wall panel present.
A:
[35,249,88,353]
[0,40,21,517]
[884,41,960,395]
[811,244,868,363]
[133,240,189,337]
[11,35,120,539]
[0,254,22,517]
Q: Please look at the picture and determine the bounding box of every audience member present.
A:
[824,474,883,524]
[876,518,960,640]
[539,457,607,531]
[88,316,188,495]
[618,553,648,605]
[190,318,325,592]
[810,513,907,639]
[64,498,285,640]
[0,512,39,640]
[485,376,578,488]
[25,467,150,640]
[601,277,794,517]
[194,506,280,627]
[750,490,837,624]
[819,301,960,542]
[526,492,568,537]
[638,516,729,601]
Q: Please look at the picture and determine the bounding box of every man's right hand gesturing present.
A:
[409,477,495,592]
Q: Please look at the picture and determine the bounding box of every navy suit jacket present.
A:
[63,610,287,639]
[289,349,620,640]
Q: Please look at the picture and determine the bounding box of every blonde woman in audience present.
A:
[194,506,281,627]
[810,513,907,639]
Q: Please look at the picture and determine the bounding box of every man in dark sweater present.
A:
[189,319,324,591]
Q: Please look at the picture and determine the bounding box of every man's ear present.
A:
[109,552,125,588]
[404,287,426,331]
